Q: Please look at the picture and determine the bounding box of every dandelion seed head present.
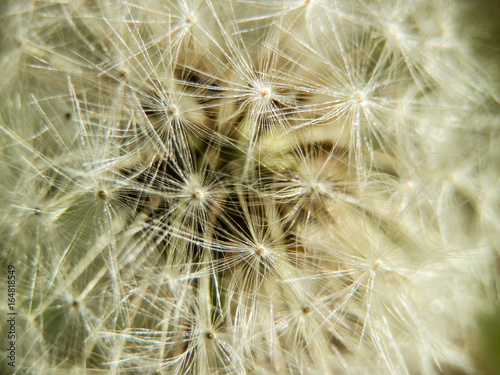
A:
[1,0,497,373]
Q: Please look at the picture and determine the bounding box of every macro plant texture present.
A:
[0,0,499,374]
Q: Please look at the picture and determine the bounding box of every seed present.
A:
[97,190,108,200]
[256,247,266,256]
[191,190,204,201]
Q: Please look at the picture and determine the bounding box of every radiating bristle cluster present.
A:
[0,0,499,374]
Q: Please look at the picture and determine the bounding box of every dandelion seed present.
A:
[166,105,180,118]
[97,189,108,200]
[256,246,266,256]
[354,91,366,104]
[191,190,204,201]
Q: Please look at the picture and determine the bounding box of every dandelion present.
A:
[0,0,499,374]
